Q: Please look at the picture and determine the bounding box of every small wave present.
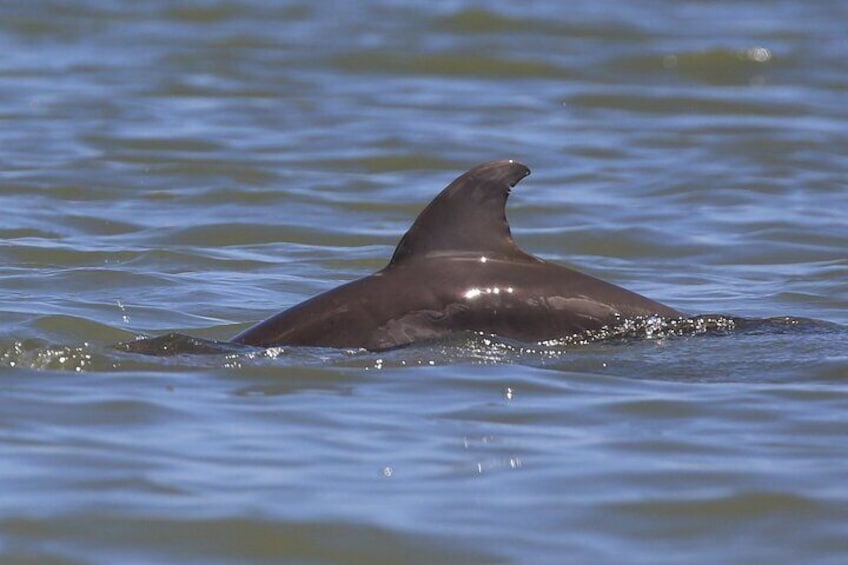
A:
[538,314,739,346]
[3,315,837,373]
[1,339,94,372]
[332,51,573,80]
[115,316,738,362]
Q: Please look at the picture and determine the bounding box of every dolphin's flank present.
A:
[231,160,681,351]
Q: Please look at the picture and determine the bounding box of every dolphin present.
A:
[232,160,680,351]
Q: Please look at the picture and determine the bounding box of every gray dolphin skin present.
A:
[231,160,681,351]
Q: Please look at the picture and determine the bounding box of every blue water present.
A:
[1,1,847,563]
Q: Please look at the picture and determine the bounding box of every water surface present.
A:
[2,1,847,563]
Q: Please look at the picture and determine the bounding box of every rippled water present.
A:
[2,1,847,563]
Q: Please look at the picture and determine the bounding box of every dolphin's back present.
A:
[232,161,681,351]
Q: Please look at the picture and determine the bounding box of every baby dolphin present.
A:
[232,160,681,351]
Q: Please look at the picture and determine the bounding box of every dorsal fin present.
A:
[388,160,531,266]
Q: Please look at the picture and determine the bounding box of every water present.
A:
[2,1,847,563]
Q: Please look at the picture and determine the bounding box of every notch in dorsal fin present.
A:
[388,160,531,266]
